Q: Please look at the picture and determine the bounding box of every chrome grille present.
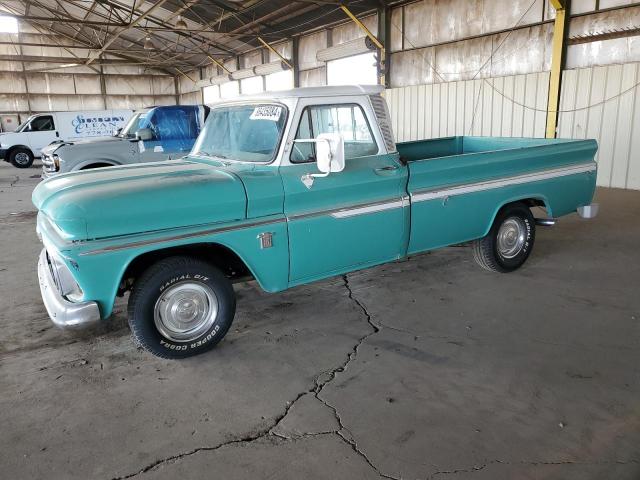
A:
[45,250,62,294]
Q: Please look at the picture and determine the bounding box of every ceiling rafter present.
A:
[0,0,384,75]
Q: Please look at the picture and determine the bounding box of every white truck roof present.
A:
[231,85,385,102]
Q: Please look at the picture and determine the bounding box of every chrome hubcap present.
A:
[154,282,218,342]
[497,217,526,259]
[14,152,29,164]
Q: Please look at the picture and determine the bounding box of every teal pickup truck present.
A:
[33,85,598,359]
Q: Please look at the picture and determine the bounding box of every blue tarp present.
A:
[141,105,205,152]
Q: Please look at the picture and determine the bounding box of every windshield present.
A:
[192,103,287,163]
[119,111,149,138]
[15,116,35,133]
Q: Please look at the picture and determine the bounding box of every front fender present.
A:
[66,216,290,319]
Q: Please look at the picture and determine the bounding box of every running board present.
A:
[535,218,557,226]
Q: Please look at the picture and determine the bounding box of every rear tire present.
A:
[472,203,535,273]
[127,256,236,359]
[9,148,34,168]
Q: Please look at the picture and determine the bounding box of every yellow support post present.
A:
[175,67,196,83]
[208,56,231,74]
[340,5,385,86]
[546,0,567,138]
[258,37,293,70]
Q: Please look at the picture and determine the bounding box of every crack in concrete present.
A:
[112,274,397,480]
[111,390,308,479]
[10,175,19,187]
[307,275,401,480]
[427,459,640,478]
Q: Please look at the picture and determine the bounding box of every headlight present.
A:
[46,250,83,301]
[42,154,61,172]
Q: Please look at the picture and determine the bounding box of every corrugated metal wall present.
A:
[386,64,640,190]
[386,72,550,141]
[0,27,177,120]
[558,63,640,190]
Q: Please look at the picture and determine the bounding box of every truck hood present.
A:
[32,159,246,242]
[0,131,21,145]
[42,136,123,156]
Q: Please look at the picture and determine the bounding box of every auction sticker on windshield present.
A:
[250,105,282,121]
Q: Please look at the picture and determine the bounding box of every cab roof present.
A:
[222,85,384,103]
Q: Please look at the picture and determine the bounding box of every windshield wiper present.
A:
[194,151,229,160]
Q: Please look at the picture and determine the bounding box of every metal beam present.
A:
[257,37,293,69]
[85,0,169,65]
[15,14,127,26]
[340,5,384,50]
[545,1,569,138]
[377,5,390,88]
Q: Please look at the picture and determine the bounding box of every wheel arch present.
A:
[7,145,33,158]
[482,195,550,238]
[74,159,120,170]
[118,242,257,297]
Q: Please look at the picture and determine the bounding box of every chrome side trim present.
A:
[80,217,286,256]
[289,196,407,222]
[411,163,597,203]
[330,199,405,218]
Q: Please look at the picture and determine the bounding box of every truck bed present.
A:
[398,136,598,254]
[398,135,593,161]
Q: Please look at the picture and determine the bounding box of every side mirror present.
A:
[315,133,345,174]
[135,128,154,141]
[293,133,345,188]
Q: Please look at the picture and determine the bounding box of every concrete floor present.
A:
[1,160,639,480]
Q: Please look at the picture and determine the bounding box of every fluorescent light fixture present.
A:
[0,16,18,33]
[317,36,376,62]
[59,63,79,68]
[254,60,289,76]
[231,67,255,80]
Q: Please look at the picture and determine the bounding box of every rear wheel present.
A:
[127,256,236,359]
[473,203,535,273]
[9,148,34,168]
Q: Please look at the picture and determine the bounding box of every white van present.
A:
[0,109,133,168]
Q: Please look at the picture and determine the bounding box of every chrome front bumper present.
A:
[37,249,100,328]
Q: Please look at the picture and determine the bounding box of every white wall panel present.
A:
[386,72,550,142]
[558,62,640,189]
[178,91,202,105]
[105,75,152,96]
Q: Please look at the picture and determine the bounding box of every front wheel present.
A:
[128,256,236,359]
[9,148,34,168]
[472,203,535,273]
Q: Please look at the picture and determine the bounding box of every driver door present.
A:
[281,99,408,285]
[26,115,56,154]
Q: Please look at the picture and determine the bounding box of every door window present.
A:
[291,104,378,163]
[28,115,54,132]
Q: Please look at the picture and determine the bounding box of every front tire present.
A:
[472,203,535,273]
[9,148,34,168]
[128,256,236,359]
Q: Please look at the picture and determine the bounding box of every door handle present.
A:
[374,165,400,176]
